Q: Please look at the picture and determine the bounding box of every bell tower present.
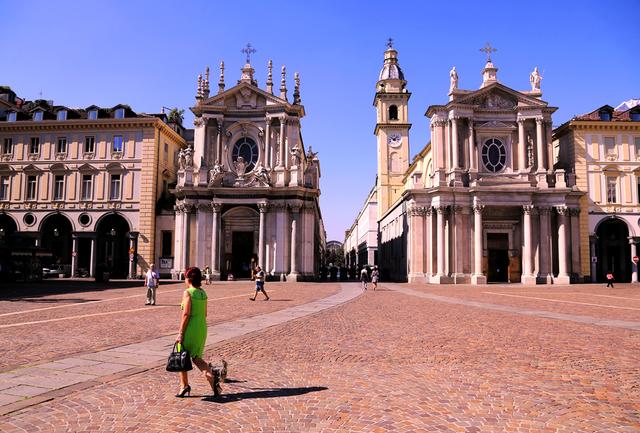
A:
[374,39,411,219]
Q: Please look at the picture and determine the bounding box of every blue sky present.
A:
[3,0,639,240]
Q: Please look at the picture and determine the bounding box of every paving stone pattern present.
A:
[0,283,638,432]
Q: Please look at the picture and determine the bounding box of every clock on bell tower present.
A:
[374,39,411,219]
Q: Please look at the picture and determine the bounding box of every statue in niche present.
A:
[530,67,542,91]
[234,156,247,177]
[178,148,186,170]
[449,66,458,93]
[526,135,534,168]
[290,145,302,166]
[184,146,194,169]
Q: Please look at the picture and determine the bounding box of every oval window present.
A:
[481,138,506,173]
[232,137,259,172]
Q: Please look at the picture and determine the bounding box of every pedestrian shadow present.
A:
[202,386,327,403]
[266,299,293,302]
[223,378,247,384]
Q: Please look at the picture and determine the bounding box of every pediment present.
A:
[202,82,288,110]
[456,83,547,109]
[78,163,98,172]
[475,120,517,130]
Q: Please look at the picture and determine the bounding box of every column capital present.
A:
[522,204,535,214]
[569,207,581,217]
[435,205,448,215]
[538,206,552,215]
[431,119,447,127]
[408,205,426,216]
[473,203,485,214]
[288,203,302,213]
[517,118,526,125]
[258,202,270,213]
[535,116,544,124]
[211,202,223,213]
[555,205,568,216]
[424,206,433,216]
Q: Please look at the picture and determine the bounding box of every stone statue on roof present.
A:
[449,66,458,93]
[178,148,186,170]
[530,66,542,91]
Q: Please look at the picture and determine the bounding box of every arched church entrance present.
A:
[40,214,73,272]
[487,232,510,283]
[0,214,18,273]
[222,207,258,279]
[96,213,131,279]
[596,218,631,283]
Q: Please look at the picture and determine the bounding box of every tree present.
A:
[167,108,184,126]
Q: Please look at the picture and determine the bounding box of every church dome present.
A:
[379,48,405,81]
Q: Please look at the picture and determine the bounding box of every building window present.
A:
[56,110,67,121]
[26,175,37,200]
[29,137,40,155]
[84,136,95,153]
[114,108,125,119]
[2,138,12,154]
[81,174,93,200]
[605,136,616,156]
[0,176,9,200]
[53,175,65,200]
[389,105,398,120]
[109,174,121,200]
[607,177,617,203]
[88,110,98,120]
[56,137,67,154]
[635,137,640,158]
[632,112,640,121]
[6,112,16,122]
[33,111,43,121]
[481,138,507,173]
[113,135,123,153]
[231,137,259,172]
[161,231,172,257]
[600,110,612,121]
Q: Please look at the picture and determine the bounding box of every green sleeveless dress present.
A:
[181,287,208,358]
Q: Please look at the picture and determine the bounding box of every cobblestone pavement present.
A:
[0,281,339,371]
[1,282,639,432]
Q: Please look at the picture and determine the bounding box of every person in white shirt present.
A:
[360,267,369,290]
[144,264,159,305]
[249,266,270,301]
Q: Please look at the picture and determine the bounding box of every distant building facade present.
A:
[343,186,378,268]
[554,101,640,282]
[172,59,324,281]
[0,87,185,279]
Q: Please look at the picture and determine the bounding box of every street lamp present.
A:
[110,228,116,237]
[53,228,59,237]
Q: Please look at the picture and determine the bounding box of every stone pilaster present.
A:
[408,205,426,283]
[555,206,570,284]
[538,207,553,284]
[471,200,486,284]
[521,205,536,285]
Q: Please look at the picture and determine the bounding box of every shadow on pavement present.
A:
[202,386,328,403]
[0,280,161,300]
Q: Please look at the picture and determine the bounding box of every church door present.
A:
[231,231,254,279]
[487,233,509,283]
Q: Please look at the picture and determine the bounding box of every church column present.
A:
[173,206,184,276]
[89,236,96,278]
[278,117,286,168]
[258,202,269,268]
[570,208,581,280]
[425,207,433,278]
[517,118,526,171]
[522,205,535,284]
[538,207,552,284]
[195,203,207,269]
[435,205,446,278]
[629,237,638,283]
[210,203,221,279]
[471,200,486,284]
[546,120,554,172]
[216,119,223,164]
[452,206,464,281]
[71,235,78,277]
[468,121,476,172]
[264,120,271,168]
[408,205,425,283]
[536,117,545,172]
[288,203,300,281]
[556,206,570,284]
[450,116,459,169]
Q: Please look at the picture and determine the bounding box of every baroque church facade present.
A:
[368,44,584,284]
[171,58,324,281]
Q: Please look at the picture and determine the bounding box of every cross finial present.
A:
[479,42,497,62]
[386,38,394,49]
[241,43,257,64]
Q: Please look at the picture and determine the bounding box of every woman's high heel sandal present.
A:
[175,384,191,398]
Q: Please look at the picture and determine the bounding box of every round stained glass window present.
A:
[481,138,506,173]
[232,137,259,173]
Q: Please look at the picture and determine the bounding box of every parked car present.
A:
[42,266,66,279]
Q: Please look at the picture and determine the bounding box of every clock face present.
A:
[387,133,402,147]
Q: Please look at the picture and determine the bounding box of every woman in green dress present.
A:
[175,267,219,397]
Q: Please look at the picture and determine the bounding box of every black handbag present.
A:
[166,343,193,372]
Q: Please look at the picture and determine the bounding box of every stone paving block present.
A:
[38,358,102,371]
[0,394,23,406]
[2,385,50,397]
[66,362,134,376]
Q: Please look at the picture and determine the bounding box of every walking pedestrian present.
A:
[175,267,221,397]
[371,266,379,290]
[144,264,159,306]
[606,272,614,288]
[360,266,369,290]
[203,266,212,285]
[250,265,270,301]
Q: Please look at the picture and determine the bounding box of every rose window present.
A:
[481,138,506,173]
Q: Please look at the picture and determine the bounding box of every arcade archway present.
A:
[96,213,131,279]
[40,213,73,270]
[596,218,631,283]
[0,213,17,267]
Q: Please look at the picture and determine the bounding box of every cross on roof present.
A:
[479,42,497,61]
[386,38,394,49]
[241,43,257,64]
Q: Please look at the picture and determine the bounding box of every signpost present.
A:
[633,256,639,264]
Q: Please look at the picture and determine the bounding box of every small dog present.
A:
[208,359,228,396]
